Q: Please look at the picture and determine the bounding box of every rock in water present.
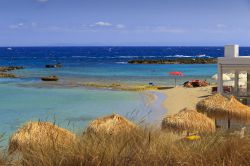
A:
[0,73,17,78]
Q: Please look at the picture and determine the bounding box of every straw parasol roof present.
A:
[227,96,250,121]
[196,94,250,122]
[86,114,137,135]
[9,121,76,154]
[161,108,216,133]
[196,94,230,119]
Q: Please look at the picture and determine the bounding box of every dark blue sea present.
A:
[0,46,242,67]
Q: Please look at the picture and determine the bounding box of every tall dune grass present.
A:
[1,126,250,166]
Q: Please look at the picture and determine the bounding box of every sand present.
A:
[160,86,212,115]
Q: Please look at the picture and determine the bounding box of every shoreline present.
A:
[142,91,167,126]
[140,86,212,126]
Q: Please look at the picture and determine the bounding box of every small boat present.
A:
[41,76,59,81]
[45,63,62,68]
[149,82,155,86]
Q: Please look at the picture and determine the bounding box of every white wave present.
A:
[142,56,157,58]
[72,56,87,58]
[118,56,139,58]
[163,54,213,58]
[164,55,192,58]
[106,56,116,59]
[115,62,127,64]
[196,54,206,57]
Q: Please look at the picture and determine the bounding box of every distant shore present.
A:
[128,58,217,64]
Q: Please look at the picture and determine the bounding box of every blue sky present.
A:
[1,0,250,46]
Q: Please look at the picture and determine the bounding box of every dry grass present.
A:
[0,122,249,166]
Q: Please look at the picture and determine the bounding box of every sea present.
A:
[1,46,250,142]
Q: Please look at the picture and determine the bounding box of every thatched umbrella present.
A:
[161,108,216,135]
[86,114,137,135]
[9,121,76,154]
[196,94,250,128]
[227,96,250,124]
[196,94,229,119]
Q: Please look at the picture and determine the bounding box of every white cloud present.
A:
[9,22,25,29]
[135,26,186,33]
[216,24,227,29]
[9,22,38,30]
[9,21,125,32]
[95,21,112,27]
[116,24,125,29]
[37,0,48,2]
[31,22,37,27]
[18,22,24,26]
[87,21,125,30]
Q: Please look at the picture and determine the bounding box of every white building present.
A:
[218,45,250,104]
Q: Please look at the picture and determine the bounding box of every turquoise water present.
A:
[0,83,151,141]
[0,46,220,143]
[0,63,217,140]
[12,64,217,85]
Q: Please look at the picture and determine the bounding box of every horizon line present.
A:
[0,45,244,48]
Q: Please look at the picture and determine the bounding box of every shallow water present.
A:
[0,83,153,141]
[12,63,217,86]
[0,46,220,143]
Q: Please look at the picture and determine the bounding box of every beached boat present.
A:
[45,63,62,68]
[41,76,58,81]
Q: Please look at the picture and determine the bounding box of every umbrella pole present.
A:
[227,111,232,129]
[228,118,231,129]
[175,77,176,87]
[228,111,231,129]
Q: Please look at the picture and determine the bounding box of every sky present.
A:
[1,0,250,46]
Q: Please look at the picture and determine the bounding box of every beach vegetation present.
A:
[0,118,249,165]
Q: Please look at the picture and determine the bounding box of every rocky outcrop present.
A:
[128,58,217,64]
[41,76,59,81]
[45,63,62,68]
[0,66,24,72]
[0,73,17,78]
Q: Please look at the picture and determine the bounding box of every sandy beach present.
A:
[160,86,212,115]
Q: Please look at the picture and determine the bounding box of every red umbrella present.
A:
[169,71,184,87]
[169,71,184,76]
